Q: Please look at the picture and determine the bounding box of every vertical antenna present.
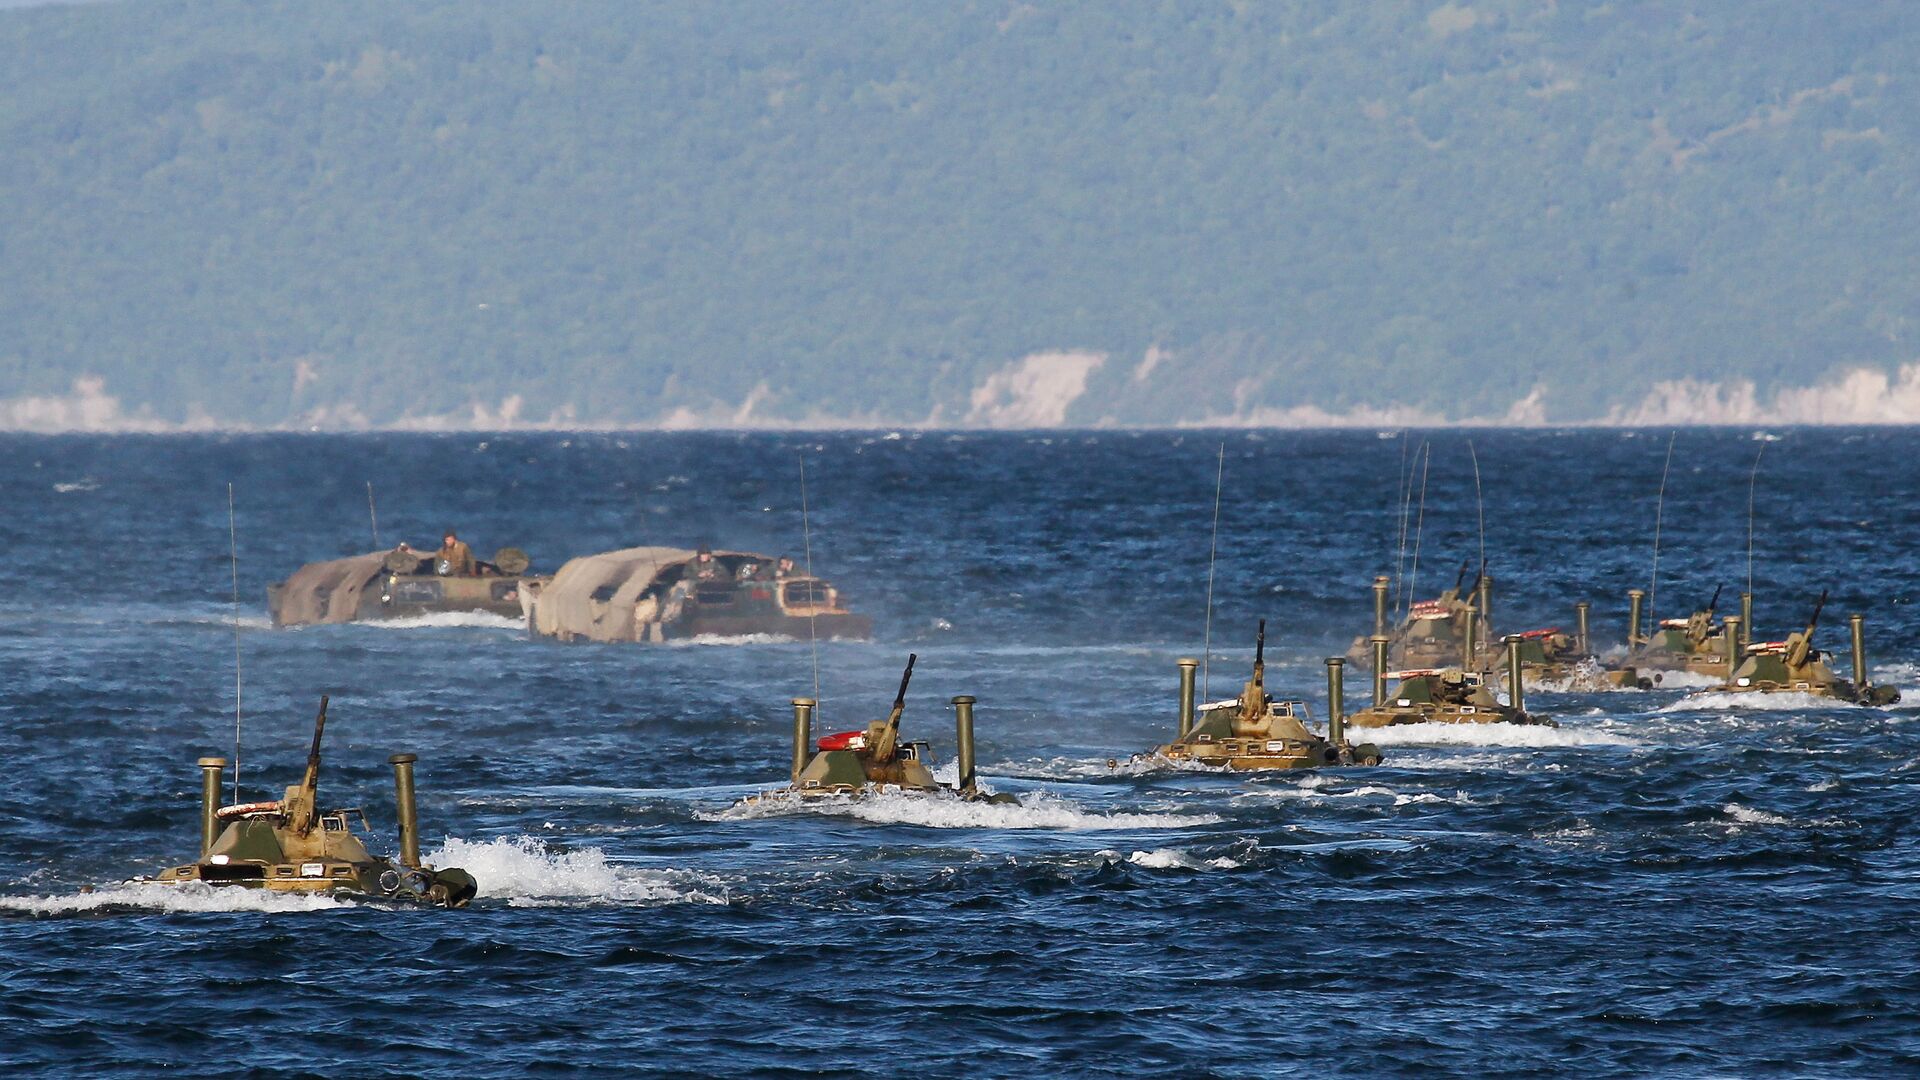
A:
[228,483,243,804]
[1394,439,1424,613]
[1467,439,1487,578]
[799,454,821,713]
[1391,434,1410,610]
[1648,431,1676,637]
[1746,443,1766,598]
[1405,444,1431,616]
[366,481,381,549]
[1200,443,1225,701]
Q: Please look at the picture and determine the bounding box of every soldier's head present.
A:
[443,531,458,545]
[696,546,713,563]
[778,556,795,573]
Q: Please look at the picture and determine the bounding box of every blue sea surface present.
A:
[2,429,1917,1077]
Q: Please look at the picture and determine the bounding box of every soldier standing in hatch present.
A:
[773,555,798,580]
[436,530,475,576]
[692,547,731,583]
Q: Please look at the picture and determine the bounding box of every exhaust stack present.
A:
[1850,613,1868,691]
[1740,591,1754,653]
[952,696,978,795]
[1575,602,1591,655]
[1325,658,1346,746]
[1370,636,1389,706]
[1627,589,1646,651]
[197,757,226,857]
[1723,616,1743,668]
[1372,575,1390,639]
[1176,659,1198,737]
[389,753,421,868]
[1505,636,1525,716]
[1462,607,1478,669]
[790,698,816,783]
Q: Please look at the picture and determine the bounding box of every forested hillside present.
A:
[1,1,1915,428]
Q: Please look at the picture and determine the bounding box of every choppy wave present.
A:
[426,836,727,907]
[1355,722,1637,747]
[1124,847,1244,871]
[705,789,1220,830]
[0,881,351,916]
[1721,803,1793,827]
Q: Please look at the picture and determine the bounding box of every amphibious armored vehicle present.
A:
[1613,585,1737,682]
[1493,604,1650,689]
[146,697,477,907]
[525,547,870,643]
[1709,593,1899,705]
[746,655,1016,804]
[1145,622,1382,770]
[268,543,532,626]
[1347,636,1553,728]
[1352,566,1496,673]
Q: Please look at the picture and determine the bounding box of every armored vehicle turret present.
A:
[1145,622,1382,769]
[1710,594,1900,705]
[146,697,478,906]
[749,655,1018,804]
[1348,636,1554,728]
[268,542,534,626]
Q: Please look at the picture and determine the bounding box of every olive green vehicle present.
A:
[1347,636,1553,728]
[146,697,478,907]
[1490,604,1650,690]
[1709,593,1900,706]
[1144,622,1382,770]
[746,655,1018,804]
[1350,566,1495,673]
[268,544,533,626]
[1612,585,1737,682]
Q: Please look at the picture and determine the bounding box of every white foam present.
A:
[52,479,99,493]
[1356,722,1636,748]
[426,836,726,907]
[667,633,799,646]
[0,881,351,916]
[707,789,1220,830]
[1125,847,1242,871]
[1722,803,1792,826]
[364,611,526,631]
[1657,690,1860,712]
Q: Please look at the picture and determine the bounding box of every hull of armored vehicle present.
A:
[268,549,531,627]
[527,547,871,644]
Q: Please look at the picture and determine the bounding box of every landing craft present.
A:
[144,697,477,906]
[741,655,1018,805]
[268,542,533,626]
[1347,635,1554,728]
[1139,621,1382,769]
[1708,593,1900,706]
[523,546,870,643]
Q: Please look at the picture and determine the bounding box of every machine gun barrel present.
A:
[292,694,329,831]
[1806,590,1828,636]
[883,654,917,733]
[1704,584,1723,616]
[1452,559,1470,593]
[1254,619,1266,669]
